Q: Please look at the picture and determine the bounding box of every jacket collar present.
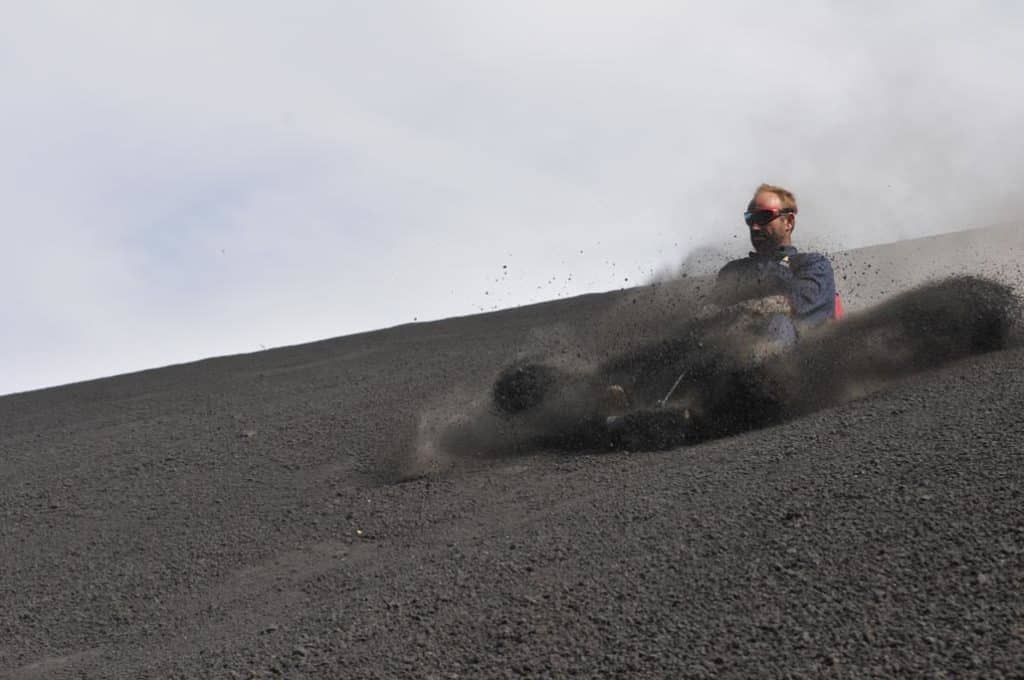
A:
[749,244,798,259]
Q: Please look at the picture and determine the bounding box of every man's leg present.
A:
[765,313,798,345]
[750,313,798,361]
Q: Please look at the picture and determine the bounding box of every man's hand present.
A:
[695,294,792,322]
[730,294,791,316]
[697,294,791,321]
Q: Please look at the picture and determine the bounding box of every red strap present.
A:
[834,293,845,321]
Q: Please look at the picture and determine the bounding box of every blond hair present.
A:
[751,183,798,213]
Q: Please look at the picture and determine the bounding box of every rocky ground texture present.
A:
[3,226,1024,678]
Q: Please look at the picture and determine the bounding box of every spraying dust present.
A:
[410,275,1019,470]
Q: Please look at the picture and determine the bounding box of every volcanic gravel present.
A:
[3,230,1024,678]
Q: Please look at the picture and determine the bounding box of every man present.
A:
[711,183,838,344]
[603,183,837,425]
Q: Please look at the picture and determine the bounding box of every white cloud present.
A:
[2,1,1022,395]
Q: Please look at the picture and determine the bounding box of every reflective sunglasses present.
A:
[744,208,794,227]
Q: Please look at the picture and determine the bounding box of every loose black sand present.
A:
[486,275,1021,453]
[3,228,1024,678]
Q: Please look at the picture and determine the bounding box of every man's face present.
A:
[746,191,794,255]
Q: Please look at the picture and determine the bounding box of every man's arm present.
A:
[784,254,836,320]
[711,258,787,307]
[711,253,836,321]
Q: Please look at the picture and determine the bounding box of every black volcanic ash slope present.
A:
[2,266,1023,677]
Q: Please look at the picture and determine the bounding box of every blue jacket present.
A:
[712,245,837,327]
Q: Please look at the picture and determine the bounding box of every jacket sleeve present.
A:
[712,253,836,321]
[780,254,836,320]
[711,258,787,307]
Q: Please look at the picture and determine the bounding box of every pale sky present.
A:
[3,1,1022,396]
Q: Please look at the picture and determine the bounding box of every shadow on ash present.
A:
[410,275,1020,475]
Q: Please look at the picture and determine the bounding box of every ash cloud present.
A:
[411,275,1020,468]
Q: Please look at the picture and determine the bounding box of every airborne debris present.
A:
[451,276,1021,456]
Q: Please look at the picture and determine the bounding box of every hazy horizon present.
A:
[4,2,1022,396]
